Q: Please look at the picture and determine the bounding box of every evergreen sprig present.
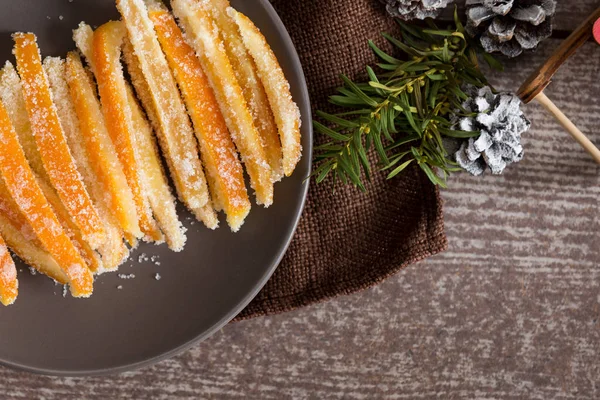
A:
[313,10,501,190]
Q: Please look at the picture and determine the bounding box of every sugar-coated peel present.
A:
[0,232,18,306]
[198,0,283,182]
[126,84,187,251]
[35,174,102,273]
[0,62,46,180]
[0,179,68,282]
[64,52,142,242]
[116,0,218,228]
[76,22,185,251]
[229,8,302,177]
[44,56,128,272]
[171,0,275,207]
[13,33,107,249]
[0,99,93,297]
[149,6,251,232]
[2,56,104,273]
[0,212,67,284]
[92,21,163,242]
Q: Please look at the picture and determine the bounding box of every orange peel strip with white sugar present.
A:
[121,40,217,231]
[149,7,250,232]
[0,180,68,283]
[0,99,93,297]
[93,21,162,242]
[0,232,18,306]
[13,33,106,248]
[171,0,274,206]
[36,175,102,273]
[0,213,66,284]
[2,57,103,273]
[74,23,185,251]
[0,61,45,178]
[116,0,218,228]
[189,0,283,181]
[228,8,302,177]
[126,85,187,250]
[44,56,128,272]
[64,51,142,241]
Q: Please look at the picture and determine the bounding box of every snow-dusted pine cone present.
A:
[466,0,556,58]
[453,86,531,176]
[380,0,454,20]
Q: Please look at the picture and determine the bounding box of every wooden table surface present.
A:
[2,1,599,398]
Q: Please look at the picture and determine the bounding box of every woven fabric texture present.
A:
[236,0,448,320]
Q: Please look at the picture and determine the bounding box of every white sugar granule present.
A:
[118,273,136,280]
[0,249,16,282]
[117,285,123,290]
[155,273,161,281]
[65,263,88,283]
[62,285,68,297]
[0,261,16,282]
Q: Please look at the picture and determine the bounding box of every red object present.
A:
[593,18,600,45]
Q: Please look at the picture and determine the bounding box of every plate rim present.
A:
[0,0,312,377]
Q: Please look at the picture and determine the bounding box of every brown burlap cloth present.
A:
[236,0,447,320]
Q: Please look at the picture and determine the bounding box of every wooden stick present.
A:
[517,6,600,104]
[516,8,600,164]
[535,92,600,164]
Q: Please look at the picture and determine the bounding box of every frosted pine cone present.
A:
[380,0,454,20]
[466,0,556,57]
[453,86,531,176]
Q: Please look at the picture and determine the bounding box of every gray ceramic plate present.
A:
[0,0,311,376]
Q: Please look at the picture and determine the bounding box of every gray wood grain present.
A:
[1,5,600,400]
[554,0,600,31]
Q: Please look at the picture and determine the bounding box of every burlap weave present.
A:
[236,0,447,320]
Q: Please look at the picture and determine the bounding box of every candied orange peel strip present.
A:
[75,23,186,250]
[193,0,283,182]
[0,61,45,179]
[126,85,187,250]
[64,51,142,241]
[44,56,128,271]
[172,0,274,206]
[13,33,106,249]
[0,179,68,283]
[2,57,103,273]
[228,8,302,177]
[0,232,18,306]
[116,0,218,228]
[0,181,34,241]
[0,178,68,283]
[0,212,67,284]
[149,6,251,232]
[92,21,162,242]
[0,99,93,297]
[121,39,217,231]
[3,58,107,272]
[36,175,102,273]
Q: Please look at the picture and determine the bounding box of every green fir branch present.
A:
[312,9,502,190]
